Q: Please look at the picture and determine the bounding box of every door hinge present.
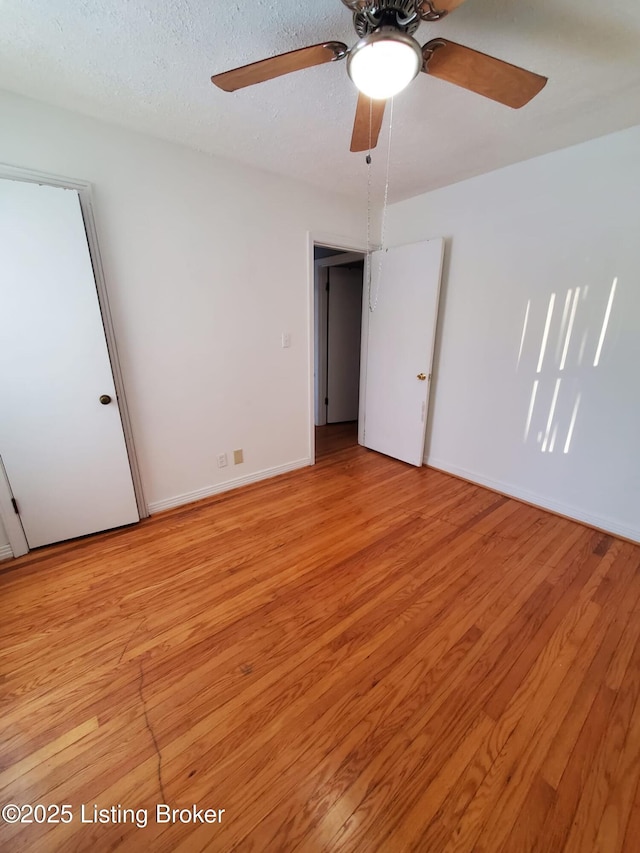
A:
[325,397,329,406]
[11,497,19,515]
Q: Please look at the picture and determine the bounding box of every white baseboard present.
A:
[0,543,14,561]
[426,457,640,544]
[147,458,312,514]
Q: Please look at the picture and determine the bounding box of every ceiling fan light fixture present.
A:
[347,29,423,100]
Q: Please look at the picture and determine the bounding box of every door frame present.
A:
[315,251,365,428]
[307,233,370,463]
[0,163,148,558]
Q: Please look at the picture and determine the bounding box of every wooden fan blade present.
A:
[417,0,468,15]
[211,42,348,92]
[422,39,547,108]
[435,0,468,10]
[350,93,386,153]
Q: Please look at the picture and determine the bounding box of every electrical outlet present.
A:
[217,453,228,468]
[281,332,291,348]
[233,449,244,465]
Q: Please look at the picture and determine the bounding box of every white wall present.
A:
[387,125,640,542]
[0,89,365,554]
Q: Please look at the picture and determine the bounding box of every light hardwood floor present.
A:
[1,433,640,852]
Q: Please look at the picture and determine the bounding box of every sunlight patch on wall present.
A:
[564,393,582,454]
[541,378,561,452]
[559,287,580,371]
[520,275,619,456]
[524,379,539,441]
[537,293,556,373]
[593,277,617,367]
[555,289,573,366]
[517,299,530,370]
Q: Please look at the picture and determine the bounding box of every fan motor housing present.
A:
[353,1,422,37]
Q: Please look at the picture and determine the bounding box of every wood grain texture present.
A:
[211,42,347,92]
[350,92,386,152]
[1,431,639,851]
[422,38,547,108]
[418,0,468,13]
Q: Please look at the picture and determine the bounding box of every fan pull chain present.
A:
[367,96,394,313]
[365,99,373,310]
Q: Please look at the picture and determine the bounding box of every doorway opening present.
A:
[313,244,366,462]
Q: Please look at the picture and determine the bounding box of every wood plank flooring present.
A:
[315,422,358,461]
[1,432,640,851]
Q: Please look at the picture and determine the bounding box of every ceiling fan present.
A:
[211,0,547,153]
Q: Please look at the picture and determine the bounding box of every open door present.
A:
[0,178,140,549]
[361,238,444,466]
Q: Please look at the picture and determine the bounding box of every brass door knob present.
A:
[99,394,112,405]
[417,373,427,381]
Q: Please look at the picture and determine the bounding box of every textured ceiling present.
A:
[2,0,640,202]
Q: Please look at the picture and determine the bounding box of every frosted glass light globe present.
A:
[347,31,422,100]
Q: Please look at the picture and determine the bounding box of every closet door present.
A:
[0,179,139,548]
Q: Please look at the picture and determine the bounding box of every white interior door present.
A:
[327,266,363,423]
[0,179,139,548]
[362,238,444,466]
